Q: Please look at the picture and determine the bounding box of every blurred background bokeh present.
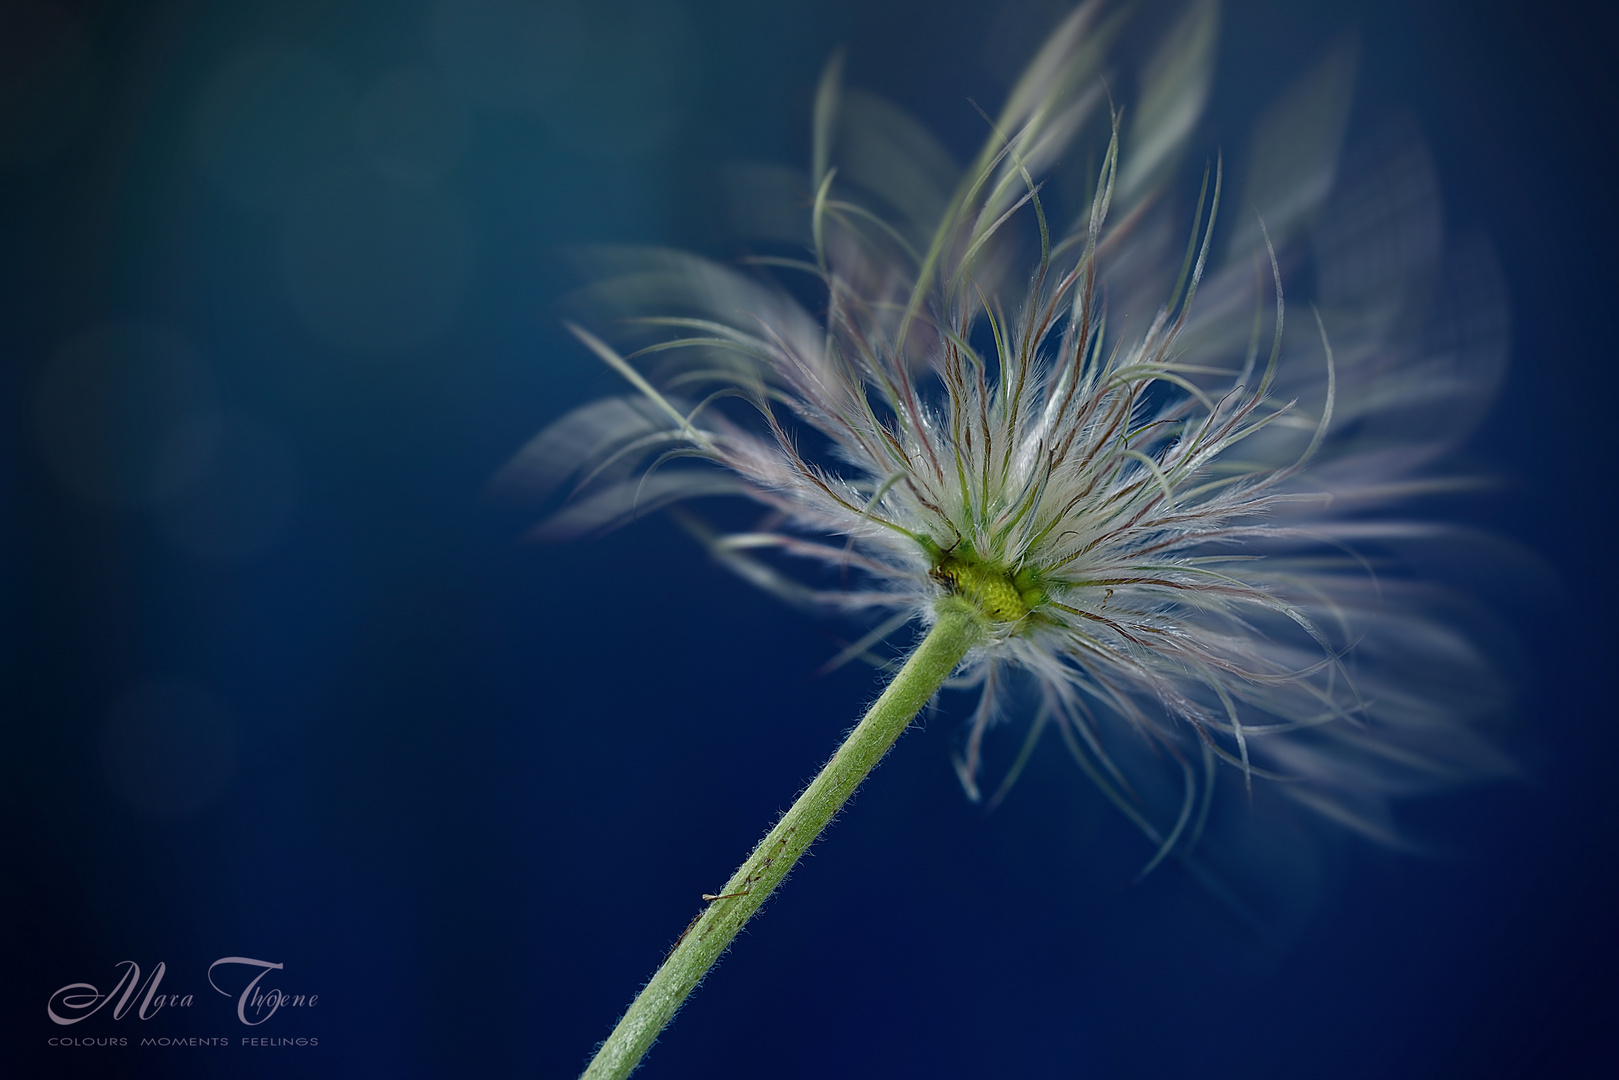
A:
[2,1,1616,1077]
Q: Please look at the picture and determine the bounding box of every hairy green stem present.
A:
[580,598,986,1079]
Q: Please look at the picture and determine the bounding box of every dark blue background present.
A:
[4,1,1616,1077]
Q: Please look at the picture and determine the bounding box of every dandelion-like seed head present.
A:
[503,0,1514,876]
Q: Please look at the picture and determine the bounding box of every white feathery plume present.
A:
[499,0,1515,879]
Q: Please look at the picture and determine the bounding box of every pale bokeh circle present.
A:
[99,681,239,818]
[280,169,473,355]
[33,323,221,507]
[155,417,300,562]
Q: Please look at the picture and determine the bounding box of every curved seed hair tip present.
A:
[511,0,1516,884]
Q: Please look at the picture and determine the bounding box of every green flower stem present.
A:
[580,598,986,1080]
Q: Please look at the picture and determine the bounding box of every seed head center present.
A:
[931,554,1041,623]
